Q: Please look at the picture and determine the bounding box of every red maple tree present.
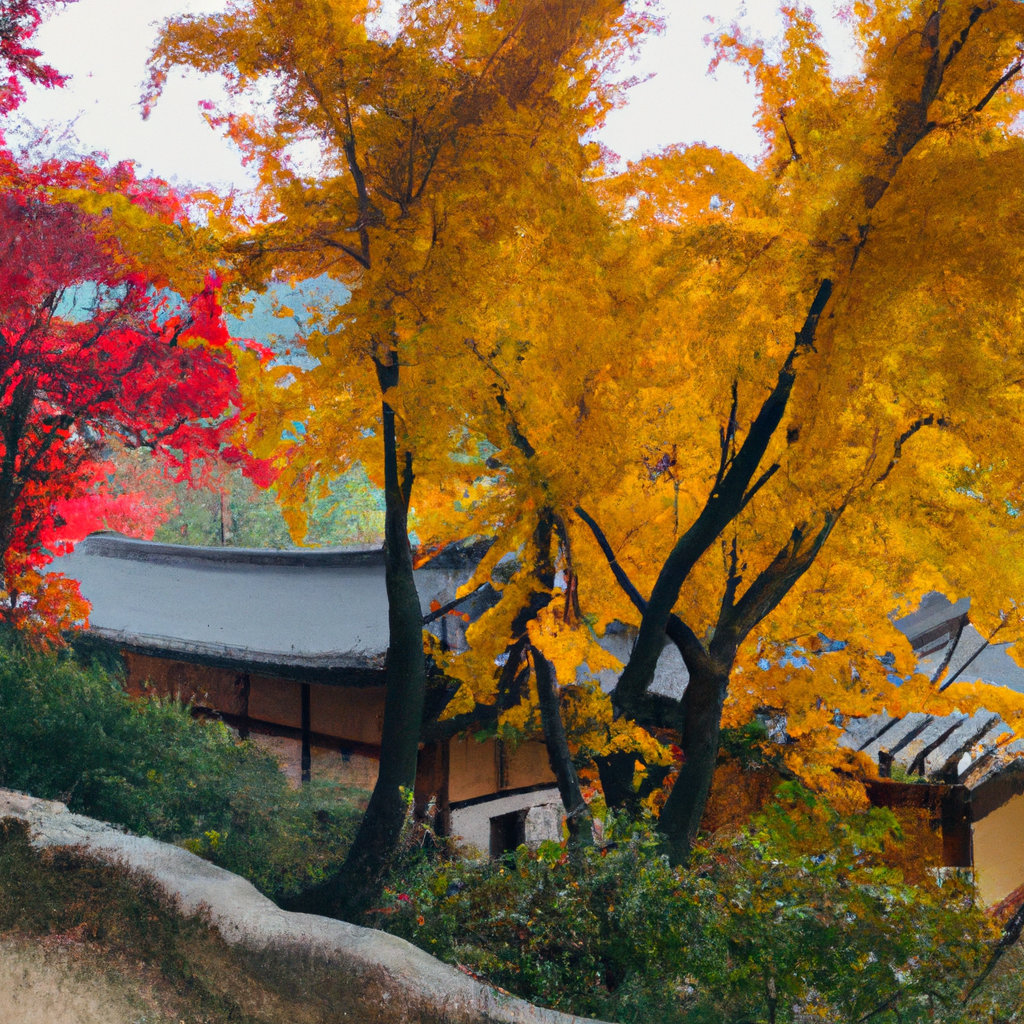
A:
[0,150,261,636]
[0,1,266,637]
[0,0,72,113]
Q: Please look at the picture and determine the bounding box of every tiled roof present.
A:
[838,709,1024,787]
[48,533,490,681]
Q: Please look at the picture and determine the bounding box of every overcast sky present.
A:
[9,0,856,191]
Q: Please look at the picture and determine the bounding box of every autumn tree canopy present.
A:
[0,0,72,113]
[149,0,658,910]
[149,0,1024,887]
[418,0,1024,863]
[0,148,260,635]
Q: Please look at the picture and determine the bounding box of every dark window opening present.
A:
[489,808,528,858]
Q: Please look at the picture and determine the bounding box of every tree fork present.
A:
[658,512,844,862]
[610,279,832,718]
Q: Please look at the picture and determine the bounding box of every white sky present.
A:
[8,0,856,191]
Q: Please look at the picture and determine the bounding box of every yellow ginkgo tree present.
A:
[416,0,1024,866]
[148,0,657,913]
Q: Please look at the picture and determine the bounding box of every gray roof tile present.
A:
[892,713,966,772]
[837,711,894,750]
[923,710,1000,776]
[860,712,930,761]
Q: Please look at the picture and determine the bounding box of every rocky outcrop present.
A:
[0,788,610,1024]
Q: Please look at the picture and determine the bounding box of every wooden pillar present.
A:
[940,785,972,868]
[236,673,251,740]
[437,738,451,836]
[301,682,311,783]
[496,737,509,791]
[413,739,452,835]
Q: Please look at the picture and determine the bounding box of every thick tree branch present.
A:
[319,235,373,270]
[575,503,715,682]
[493,390,536,459]
[610,279,833,714]
[717,509,843,652]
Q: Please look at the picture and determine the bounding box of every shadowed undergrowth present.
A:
[0,635,365,902]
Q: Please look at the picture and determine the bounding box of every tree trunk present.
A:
[313,359,427,921]
[533,645,592,850]
[657,658,731,866]
[525,510,595,848]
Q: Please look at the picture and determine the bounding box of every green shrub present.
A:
[380,789,1024,1023]
[0,636,362,900]
[384,820,725,1022]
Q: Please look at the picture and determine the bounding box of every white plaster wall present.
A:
[972,792,1024,905]
[451,788,562,855]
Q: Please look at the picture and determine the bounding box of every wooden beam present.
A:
[301,683,311,783]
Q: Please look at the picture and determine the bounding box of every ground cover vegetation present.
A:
[382,792,1024,1023]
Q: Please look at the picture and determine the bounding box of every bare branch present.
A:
[574,504,646,614]
[714,379,739,491]
[738,463,780,512]
[718,508,844,651]
[778,107,800,164]
[974,59,1023,112]
[941,615,1009,690]
[574,503,712,677]
[929,612,967,686]
[422,581,490,624]
[874,414,947,486]
[319,235,372,270]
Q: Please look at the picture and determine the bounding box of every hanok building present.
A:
[839,708,1024,908]
[893,592,1024,693]
[56,535,1024,873]
[53,533,563,855]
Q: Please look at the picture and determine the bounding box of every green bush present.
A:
[0,636,362,900]
[381,789,1024,1023]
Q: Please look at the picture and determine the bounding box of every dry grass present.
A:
[0,817,357,1024]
